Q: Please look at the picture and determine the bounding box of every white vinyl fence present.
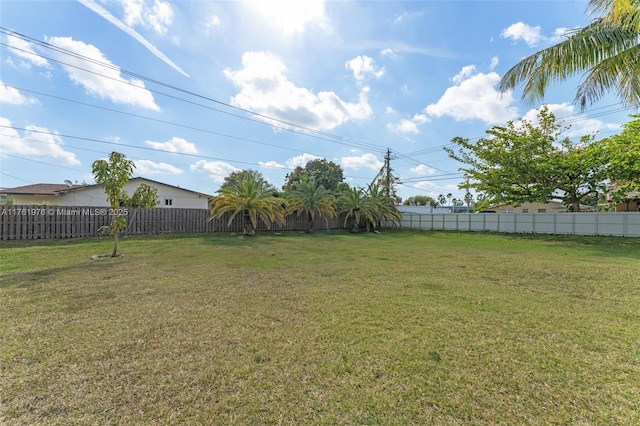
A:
[391,213,640,237]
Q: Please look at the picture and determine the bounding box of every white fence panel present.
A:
[574,214,597,236]
[498,214,516,233]
[624,214,640,237]
[393,213,639,237]
[535,214,556,234]
[515,214,535,234]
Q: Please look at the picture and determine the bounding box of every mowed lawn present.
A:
[1,231,639,425]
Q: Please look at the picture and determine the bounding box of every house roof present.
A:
[0,183,86,196]
[0,177,213,198]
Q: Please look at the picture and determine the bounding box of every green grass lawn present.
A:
[1,231,639,425]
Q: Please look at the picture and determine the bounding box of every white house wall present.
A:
[12,179,210,209]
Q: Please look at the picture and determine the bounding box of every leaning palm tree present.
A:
[285,179,336,233]
[336,187,378,232]
[499,0,640,109]
[209,173,285,235]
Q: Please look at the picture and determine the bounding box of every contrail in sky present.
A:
[77,0,189,78]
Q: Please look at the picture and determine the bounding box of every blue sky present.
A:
[1,0,636,202]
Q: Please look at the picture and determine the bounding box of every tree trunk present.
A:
[243,211,255,235]
[307,211,314,234]
[111,232,119,257]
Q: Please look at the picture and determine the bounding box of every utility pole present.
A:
[385,148,391,198]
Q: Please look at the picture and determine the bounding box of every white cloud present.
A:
[134,159,183,175]
[0,81,39,105]
[286,153,321,169]
[501,22,571,47]
[45,36,161,111]
[380,48,395,58]
[410,164,436,175]
[119,0,174,35]
[341,153,383,171]
[145,137,198,154]
[452,65,476,84]
[387,114,429,134]
[78,0,188,77]
[190,160,239,183]
[521,103,621,138]
[0,117,80,165]
[240,0,329,37]
[4,33,51,68]
[259,160,285,169]
[425,67,518,124]
[346,55,385,82]
[224,51,372,130]
[489,56,499,70]
[500,22,544,47]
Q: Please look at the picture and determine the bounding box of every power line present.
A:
[0,28,390,153]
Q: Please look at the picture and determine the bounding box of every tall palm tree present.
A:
[336,187,378,232]
[209,173,285,235]
[499,0,640,109]
[285,179,336,233]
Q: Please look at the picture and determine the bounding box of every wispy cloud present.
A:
[46,36,161,111]
[77,0,189,77]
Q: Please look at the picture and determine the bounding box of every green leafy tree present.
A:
[403,195,437,206]
[128,183,159,208]
[91,152,142,257]
[437,194,446,206]
[499,0,640,109]
[210,171,285,235]
[283,159,345,192]
[445,107,608,212]
[599,114,640,205]
[285,179,336,233]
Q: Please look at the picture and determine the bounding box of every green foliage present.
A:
[284,179,336,233]
[403,195,437,206]
[446,107,608,212]
[283,159,345,192]
[599,114,640,203]
[91,152,136,257]
[210,171,286,235]
[336,184,402,232]
[499,0,640,109]
[128,184,159,208]
[220,170,275,194]
[91,152,135,210]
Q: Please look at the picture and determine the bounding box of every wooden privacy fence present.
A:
[389,212,640,237]
[0,206,346,240]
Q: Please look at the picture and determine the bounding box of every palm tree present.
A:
[336,187,378,232]
[438,194,446,206]
[285,179,336,233]
[446,193,453,206]
[499,0,640,109]
[367,183,402,228]
[209,172,285,235]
